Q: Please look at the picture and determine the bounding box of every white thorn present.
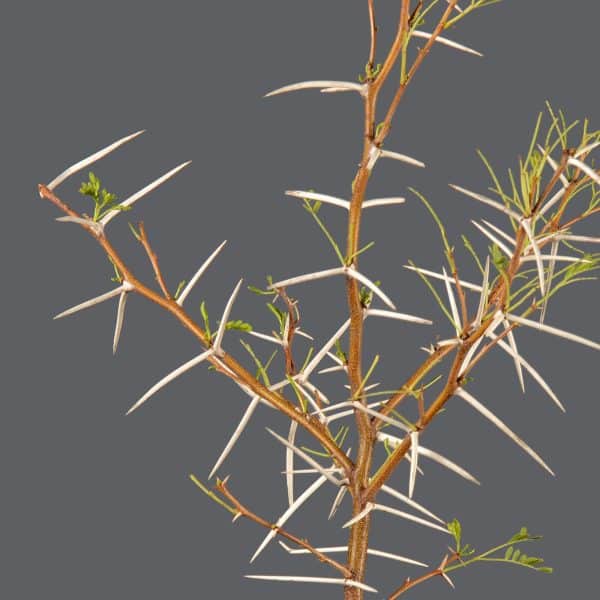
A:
[264,80,366,97]
[296,328,315,341]
[378,432,480,485]
[328,486,348,520]
[556,234,600,244]
[250,475,328,562]
[538,145,569,187]
[126,349,213,415]
[244,575,377,594]
[481,219,516,246]
[404,265,482,292]
[350,402,410,432]
[379,148,426,168]
[362,197,406,209]
[450,184,522,220]
[318,365,346,375]
[367,503,451,534]
[176,240,228,306]
[55,215,105,236]
[278,542,428,567]
[299,379,331,408]
[286,421,298,506]
[504,320,525,393]
[446,0,464,13]
[345,267,396,309]
[270,267,345,289]
[539,187,566,217]
[455,387,554,475]
[285,190,349,210]
[568,157,600,187]
[208,396,260,479]
[213,279,244,355]
[505,313,600,351]
[521,218,546,295]
[409,431,419,499]
[540,238,559,324]
[47,130,145,191]
[54,285,127,320]
[365,308,432,325]
[487,331,565,412]
[112,290,128,354]
[474,257,490,328]
[266,428,344,486]
[521,254,590,264]
[412,30,483,57]
[100,161,191,226]
[381,484,443,524]
[442,267,461,334]
[343,503,376,528]
[575,140,600,158]
[441,571,456,589]
[247,330,283,345]
[471,220,513,258]
[302,319,351,378]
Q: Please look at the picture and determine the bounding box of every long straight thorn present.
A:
[47,130,145,191]
[177,240,228,305]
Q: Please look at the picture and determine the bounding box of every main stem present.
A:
[344,86,377,600]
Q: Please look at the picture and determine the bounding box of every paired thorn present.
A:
[270,267,396,309]
[55,215,105,236]
[377,432,480,485]
[278,541,428,567]
[343,502,450,534]
[54,281,134,320]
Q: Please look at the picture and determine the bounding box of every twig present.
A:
[137,222,171,299]
[214,479,353,577]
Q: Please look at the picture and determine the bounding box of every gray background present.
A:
[3,1,599,598]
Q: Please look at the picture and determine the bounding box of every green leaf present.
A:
[226,319,253,332]
[266,302,286,334]
[447,519,462,551]
[200,300,212,340]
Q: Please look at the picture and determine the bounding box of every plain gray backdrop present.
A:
[3,1,599,598]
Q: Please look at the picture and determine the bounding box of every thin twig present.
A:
[215,479,353,577]
[137,222,171,299]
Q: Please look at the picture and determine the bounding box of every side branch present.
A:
[214,478,353,578]
[137,221,171,299]
[38,184,353,476]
